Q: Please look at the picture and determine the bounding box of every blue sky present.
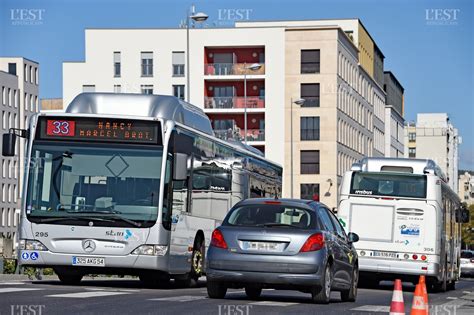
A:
[1,0,473,169]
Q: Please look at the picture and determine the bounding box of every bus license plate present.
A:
[72,256,105,267]
[372,251,397,258]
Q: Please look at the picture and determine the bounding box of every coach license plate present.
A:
[372,251,397,258]
[72,256,105,266]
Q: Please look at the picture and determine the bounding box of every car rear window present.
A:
[223,204,316,229]
[461,251,473,259]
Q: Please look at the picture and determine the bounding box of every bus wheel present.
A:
[433,264,447,292]
[447,280,456,291]
[54,268,83,285]
[139,272,170,288]
[175,238,204,288]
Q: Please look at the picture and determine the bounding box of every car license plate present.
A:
[245,241,280,251]
[72,256,105,266]
[372,251,398,258]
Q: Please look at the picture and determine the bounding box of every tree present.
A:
[461,204,474,250]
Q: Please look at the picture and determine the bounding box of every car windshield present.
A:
[224,204,316,229]
[461,251,473,259]
[350,172,427,199]
[26,143,168,227]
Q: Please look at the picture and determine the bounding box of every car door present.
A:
[327,208,353,287]
[315,206,343,285]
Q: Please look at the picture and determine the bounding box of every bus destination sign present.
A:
[39,117,161,144]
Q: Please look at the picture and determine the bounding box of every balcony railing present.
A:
[204,97,265,109]
[204,63,265,76]
[214,129,265,142]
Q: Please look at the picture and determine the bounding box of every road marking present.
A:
[351,305,390,312]
[0,282,26,285]
[47,291,130,298]
[0,288,41,293]
[84,287,140,292]
[446,297,458,300]
[149,295,207,302]
[249,301,299,307]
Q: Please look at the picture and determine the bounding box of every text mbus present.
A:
[2,93,282,286]
[337,157,468,291]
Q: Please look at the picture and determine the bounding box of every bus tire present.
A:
[175,237,204,288]
[433,264,448,292]
[139,272,170,288]
[55,269,83,285]
[447,280,455,291]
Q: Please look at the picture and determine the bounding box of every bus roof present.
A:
[66,93,214,135]
[351,157,447,182]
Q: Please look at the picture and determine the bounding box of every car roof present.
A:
[235,198,329,211]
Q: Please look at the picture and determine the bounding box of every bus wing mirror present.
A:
[173,153,188,181]
[459,208,470,224]
[2,133,17,157]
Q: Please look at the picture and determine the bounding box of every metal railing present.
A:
[214,129,265,142]
[204,97,265,109]
[204,63,265,75]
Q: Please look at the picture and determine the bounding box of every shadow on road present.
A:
[32,279,207,290]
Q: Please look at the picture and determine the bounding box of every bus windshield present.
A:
[26,143,167,227]
[350,172,427,199]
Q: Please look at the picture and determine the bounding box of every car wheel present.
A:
[207,279,227,299]
[245,286,262,300]
[341,266,358,302]
[311,263,332,304]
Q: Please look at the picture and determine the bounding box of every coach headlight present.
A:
[19,239,48,251]
[131,245,168,256]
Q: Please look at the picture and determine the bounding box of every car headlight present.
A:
[131,245,168,256]
[19,239,48,251]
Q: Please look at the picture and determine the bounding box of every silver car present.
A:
[206,198,359,304]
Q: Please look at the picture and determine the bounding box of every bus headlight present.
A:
[131,245,168,256]
[19,239,48,251]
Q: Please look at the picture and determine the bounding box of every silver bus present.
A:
[2,93,282,286]
[337,157,469,291]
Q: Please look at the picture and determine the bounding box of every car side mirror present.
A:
[2,133,17,157]
[173,153,188,181]
[348,232,359,243]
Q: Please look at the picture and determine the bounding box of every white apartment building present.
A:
[63,19,403,208]
[0,57,39,258]
[404,113,461,192]
[458,172,474,205]
[383,71,405,157]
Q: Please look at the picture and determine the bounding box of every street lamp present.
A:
[290,98,305,198]
[244,63,262,144]
[186,5,208,102]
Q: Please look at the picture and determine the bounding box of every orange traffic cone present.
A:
[419,276,429,315]
[389,279,405,315]
[410,284,427,315]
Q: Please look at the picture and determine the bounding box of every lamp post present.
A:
[186,5,208,102]
[290,98,306,198]
[244,63,262,144]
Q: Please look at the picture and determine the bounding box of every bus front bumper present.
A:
[18,250,168,272]
[359,256,440,277]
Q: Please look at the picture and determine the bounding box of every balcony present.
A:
[204,63,265,76]
[204,97,265,109]
[214,129,265,142]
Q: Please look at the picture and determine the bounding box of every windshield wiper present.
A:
[66,210,142,227]
[256,223,296,228]
[34,216,114,223]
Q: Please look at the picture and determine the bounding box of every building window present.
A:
[8,63,16,75]
[301,49,320,74]
[300,150,320,174]
[141,85,153,95]
[172,52,185,77]
[141,52,153,77]
[82,85,95,92]
[173,85,185,100]
[114,84,122,93]
[300,183,320,200]
[35,67,38,84]
[301,83,320,107]
[408,147,416,158]
[29,66,33,83]
[113,52,121,77]
[24,65,27,82]
[300,117,320,140]
[408,132,416,142]
[2,87,5,105]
